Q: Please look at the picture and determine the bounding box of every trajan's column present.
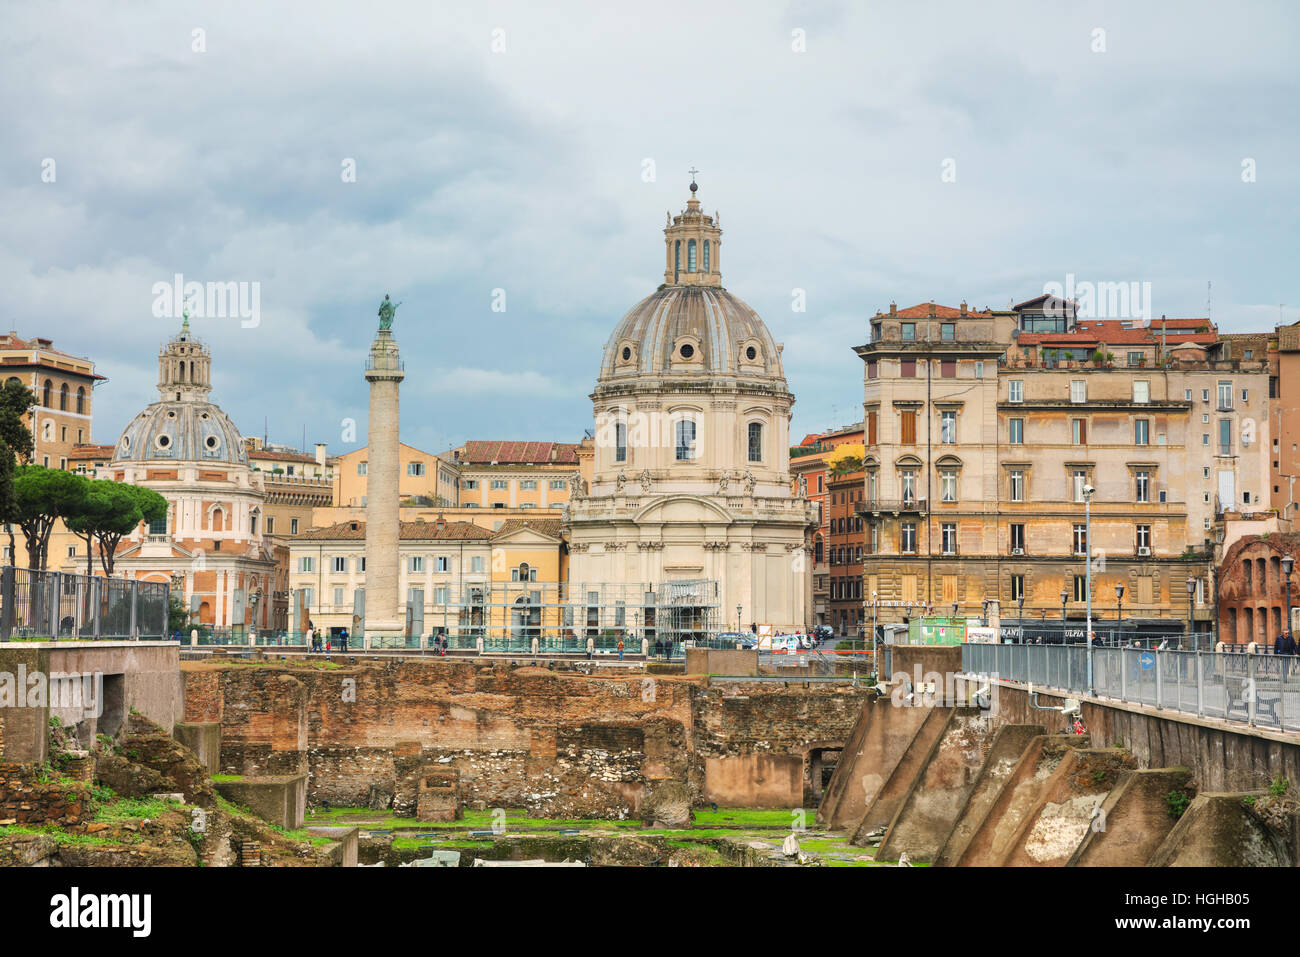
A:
[363,294,406,644]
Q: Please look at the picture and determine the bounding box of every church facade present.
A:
[564,182,817,633]
[102,315,282,633]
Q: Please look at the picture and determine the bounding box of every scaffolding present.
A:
[410,579,721,652]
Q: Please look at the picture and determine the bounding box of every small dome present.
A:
[114,400,247,465]
[599,286,783,380]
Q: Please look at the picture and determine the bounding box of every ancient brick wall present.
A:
[183,660,872,816]
[0,764,90,826]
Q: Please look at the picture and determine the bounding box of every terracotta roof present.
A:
[1019,318,1216,347]
[797,433,823,446]
[459,441,580,465]
[491,518,564,540]
[296,520,493,542]
[70,443,116,458]
[249,449,318,464]
[880,303,994,319]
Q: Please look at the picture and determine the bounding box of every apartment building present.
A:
[827,468,865,635]
[854,300,1271,641]
[451,441,580,510]
[0,331,104,471]
[791,422,863,628]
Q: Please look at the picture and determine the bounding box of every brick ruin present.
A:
[182,660,869,817]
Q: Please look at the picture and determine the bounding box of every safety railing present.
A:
[963,642,1300,732]
[0,566,169,641]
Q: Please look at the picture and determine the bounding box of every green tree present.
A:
[0,380,36,562]
[13,465,90,570]
[100,484,167,575]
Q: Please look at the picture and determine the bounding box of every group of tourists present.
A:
[304,622,349,653]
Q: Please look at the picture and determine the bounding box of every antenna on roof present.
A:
[1207,281,1212,322]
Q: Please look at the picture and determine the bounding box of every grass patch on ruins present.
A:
[210,774,244,782]
[268,825,334,846]
[0,824,120,847]
[92,796,183,822]
[691,808,814,828]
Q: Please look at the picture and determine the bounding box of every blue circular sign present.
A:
[1138,651,1155,671]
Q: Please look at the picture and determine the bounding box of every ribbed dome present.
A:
[599,286,784,380]
[114,400,247,465]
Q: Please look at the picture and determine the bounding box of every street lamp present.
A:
[1082,483,1096,694]
[1115,583,1124,647]
[736,603,742,634]
[1283,556,1294,646]
[871,591,879,681]
[1017,593,1025,645]
[1060,589,1068,640]
[1185,577,1197,650]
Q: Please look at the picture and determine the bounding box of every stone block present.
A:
[417,767,462,822]
[215,773,307,830]
[173,721,221,775]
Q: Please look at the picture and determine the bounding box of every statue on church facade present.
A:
[378,294,402,331]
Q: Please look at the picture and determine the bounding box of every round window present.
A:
[167,410,175,418]
[156,434,170,448]
[746,346,757,361]
[621,346,632,361]
[680,343,695,360]
[205,436,219,450]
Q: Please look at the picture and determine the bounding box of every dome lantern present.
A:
[158,313,213,403]
[663,175,722,288]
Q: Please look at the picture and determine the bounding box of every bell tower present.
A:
[663,172,722,288]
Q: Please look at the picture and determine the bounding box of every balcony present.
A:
[856,498,927,517]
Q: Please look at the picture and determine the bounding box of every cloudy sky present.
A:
[3,0,1297,455]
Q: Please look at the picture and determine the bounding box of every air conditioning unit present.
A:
[1011,547,1024,555]
[1137,546,1151,556]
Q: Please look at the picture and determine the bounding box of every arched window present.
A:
[703,240,710,272]
[687,239,697,273]
[675,419,697,461]
[814,536,823,564]
[674,240,681,281]
[75,386,85,413]
[513,562,535,583]
[59,383,69,410]
[615,420,627,463]
[42,379,52,408]
[747,422,762,462]
[4,376,19,388]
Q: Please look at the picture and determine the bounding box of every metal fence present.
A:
[963,642,1300,733]
[0,566,170,641]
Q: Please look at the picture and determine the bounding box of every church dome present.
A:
[598,179,785,384]
[114,400,247,465]
[111,314,248,466]
[599,286,784,379]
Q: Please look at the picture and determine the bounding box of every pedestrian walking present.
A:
[654,637,662,658]
[618,637,625,661]
[339,628,349,652]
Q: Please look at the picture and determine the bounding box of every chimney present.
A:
[889,302,897,317]
[928,302,936,318]
[315,442,326,467]
[436,511,446,531]
[960,301,967,316]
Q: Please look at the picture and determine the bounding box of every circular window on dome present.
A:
[680,344,695,360]
[746,346,757,361]
[156,434,171,449]
[200,413,209,420]
[205,436,219,450]
[621,347,632,361]
[167,410,175,418]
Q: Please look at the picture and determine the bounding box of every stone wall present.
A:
[183,659,872,816]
